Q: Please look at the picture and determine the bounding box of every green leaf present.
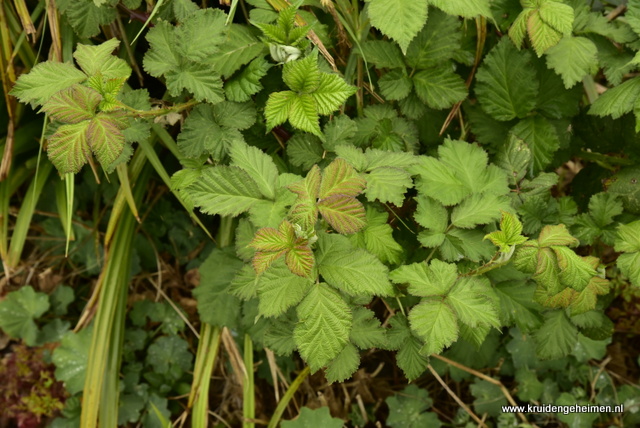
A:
[495,281,543,332]
[527,10,563,57]
[414,195,448,231]
[143,21,181,77]
[325,343,359,382]
[281,407,343,428]
[41,84,101,124]
[265,90,296,131]
[175,9,227,62]
[412,67,467,110]
[288,94,322,136]
[52,327,92,395]
[288,166,321,230]
[589,76,640,119]
[388,315,428,380]
[146,335,193,380]
[286,134,323,169]
[446,277,500,328]
[317,234,394,296]
[165,62,224,103]
[538,0,574,35]
[451,193,511,229]
[318,195,366,234]
[429,0,491,18]
[538,224,578,247]
[409,299,458,355]
[229,140,278,200]
[172,0,198,20]
[188,166,264,216]
[58,0,116,39]
[509,116,560,173]
[545,36,598,89]
[50,285,75,316]
[390,260,457,297]
[87,113,126,169]
[366,0,429,54]
[0,286,49,345]
[264,313,297,355]
[73,39,131,79]
[294,283,352,371]
[615,220,640,287]
[379,70,412,101]
[485,211,528,252]
[349,207,402,264]
[350,307,387,349]
[405,8,461,69]
[283,55,321,93]
[211,24,265,78]
[357,40,405,69]
[470,380,507,417]
[194,248,244,328]
[225,56,270,102]
[475,38,539,121]
[324,116,357,152]
[386,384,441,428]
[312,73,357,115]
[11,61,87,107]
[553,246,596,291]
[47,121,92,174]
[535,310,578,359]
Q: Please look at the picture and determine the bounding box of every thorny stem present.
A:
[117,99,199,118]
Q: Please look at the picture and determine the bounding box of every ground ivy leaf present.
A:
[146,335,193,381]
[294,283,352,371]
[366,0,428,54]
[325,343,360,383]
[475,38,539,121]
[52,326,92,395]
[386,384,441,428]
[11,61,87,107]
[47,121,92,174]
[545,36,598,89]
[0,286,49,345]
[281,407,343,428]
[409,299,459,355]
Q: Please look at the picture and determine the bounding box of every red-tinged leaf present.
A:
[289,200,319,230]
[569,276,610,315]
[253,250,286,274]
[319,158,366,199]
[41,84,102,123]
[537,224,578,248]
[87,113,126,168]
[285,242,315,277]
[278,220,297,243]
[249,227,290,252]
[289,165,321,200]
[318,195,366,234]
[534,286,575,309]
[47,121,92,174]
[289,166,321,229]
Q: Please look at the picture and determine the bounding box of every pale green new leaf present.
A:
[0,286,49,346]
[175,9,227,62]
[325,343,360,382]
[615,220,640,287]
[409,300,459,355]
[546,36,598,89]
[485,211,528,252]
[617,252,640,288]
[257,260,313,317]
[229,140,279,200]
[475,38,538,121]
[527,10,563,57]
[451,194,511,229]
[366,0,428,54]
[73,39,131,79]
[553,246,596,291]
[538,224,578,247]
[188,166,264,216]
[312,73,357,115]
[294,284,352,371]
[589,76,640,119]
[535,310,577,359]
[447,277,500,328]
[283,55,321,93]
[412,67,467,110]
[538,0,574,35]
[47,121,91,174]
[429,0,491,18]
[265,90,296,131]
[11,62,86,106]
[289,94,321,136]
[390,259,457,297]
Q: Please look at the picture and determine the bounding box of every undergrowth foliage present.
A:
[4,0,640,426]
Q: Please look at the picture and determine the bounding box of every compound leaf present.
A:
[409,299,458,355]
[11,61,87,106]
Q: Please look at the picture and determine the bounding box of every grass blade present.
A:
[243,334,255,428]
[189,324,221,428]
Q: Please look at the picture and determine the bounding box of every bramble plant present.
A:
[2,0,640,427]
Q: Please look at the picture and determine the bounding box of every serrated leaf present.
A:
[0,286,49,345]
[165,62,224,103]
[366,0,428,54]
[475,38,539,121]
[484,211,528,252]
[447,277,500,329]
[390,260,457,297]
[289,94,322,136]
[412,67,467,110]
[429,0,492,18]
[414,195,448,231]
[320,158,366,199]
[283,55,321,93]
[229,140,278,200]
[265,90,296,131]
[396,336,429,380]
[495,281,543,332]
[212,24,265,78]
[386,384,440,428]
[175,9,227,62]
[545,36,598,88]
[364,167,411,206]
[527,10,563,56]
[534,247,563,294]
[538,224,578,247]
[288,166,321,229]
[87,113,126,169]
[357,40,405,69]
[41,84,101,124]
[409,300,458,355]
[257,260,313,317]
[294,284,352,371]
[350,207,402,264]
[52,327,92,395]
[225,56,270,102]
[143,21,180,77]
[285,242,315,277]
[73,39,131,79]
[281,407,343,428]
[325,343,360,383]
[287,134,323,169]
[538,0,574,35]
[318,195,366,234]
[509,116,560,174]
[451,194,511,229]
[350,308,387,349]
[553,246,596,291]
[311,73,357,115]
[324,116,357,152]
[59,0,116,39]
[318,235,393,296]
[11,61,87,106]
[47,121,92,174]
[589,76,640,119]
[405,8,461,69]
[535,310,577,359]
[188,166,264,216]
